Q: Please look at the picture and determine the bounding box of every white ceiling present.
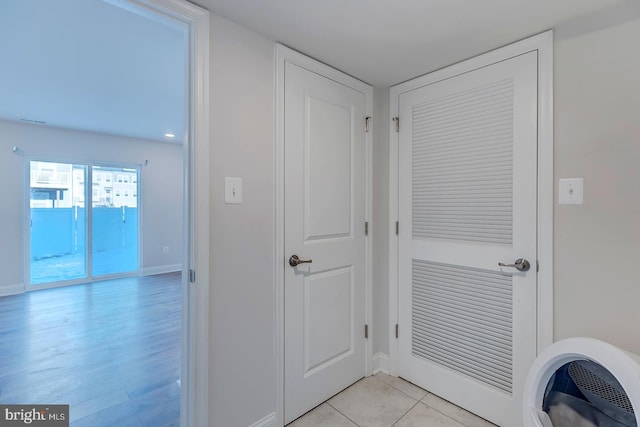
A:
[0,0,627,142]
[194,0,625,86]
[0,0,187,143]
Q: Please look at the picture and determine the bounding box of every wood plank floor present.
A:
[0,272,182,426]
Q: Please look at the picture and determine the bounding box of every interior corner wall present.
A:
[554,5,640,355]
[372,87,390,358]
[203,4,640,426]
[209,14,276,427]
[0,119,183,295]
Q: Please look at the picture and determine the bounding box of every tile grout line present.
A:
[420,398,486,427]
[325,376,422,427]
[368,374,425,426]
[373,375,483,427]
[329,375,425,427]
[325,401,362,427]
[323,375,487,427]
[371,373,429,402]
[390,399,422,427]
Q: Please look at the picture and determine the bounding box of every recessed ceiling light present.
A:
[165,133,176,139]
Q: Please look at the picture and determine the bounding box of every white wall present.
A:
[369,3,640,361]
[0,119,183,294]
[554,3,640,355]
[193,4,640,426]
[372,87,390,358]
[203,14,398,419]
[3,4,638,424]
[208,15,276,427]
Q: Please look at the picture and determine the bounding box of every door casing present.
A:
[388,30,554,377]
[20,0,210,423]
[275,43,374,426]
[101,1,211,426]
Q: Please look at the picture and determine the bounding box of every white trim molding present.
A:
[140,264,182,276]
[275,43,373,427]
[535,31,555,355]
[248,412,278,427]
[388,30,554,375]
[112,1,211,426]
[0,283,25,297]
[372,352,390,375]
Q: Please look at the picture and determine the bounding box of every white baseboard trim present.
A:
[0,283,24,297]
[248,412,277,427]
[373,352,390,375]
[140,264,182,276]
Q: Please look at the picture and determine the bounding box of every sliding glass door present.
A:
[28,161,140,287]
[30,161,88,285]
[92,165,138,276]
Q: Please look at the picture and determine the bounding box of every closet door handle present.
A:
[498,258,530,272]
[289,255,312,267]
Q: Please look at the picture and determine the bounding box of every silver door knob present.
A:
[289,255,312,267]
[498,258,530,272]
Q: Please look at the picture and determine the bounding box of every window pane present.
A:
[92,165,138,276]
[30,161,87,284]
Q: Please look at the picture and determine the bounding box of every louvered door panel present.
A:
[412,79,514,245]
[411,259,513,394]
[398,50,539,426]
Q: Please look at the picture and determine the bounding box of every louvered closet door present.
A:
[398,51,538,426]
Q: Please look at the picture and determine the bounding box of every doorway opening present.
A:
[0,0,212,423]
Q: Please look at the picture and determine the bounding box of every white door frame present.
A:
[388,31,554,376]
[109,1,211,425]
[275,44,373,426]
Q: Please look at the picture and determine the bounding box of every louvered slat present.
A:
[412,78,514,245]
[411,259,513,394]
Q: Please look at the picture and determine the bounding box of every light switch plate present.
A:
[225,177,242,204]
[559,178,583,205]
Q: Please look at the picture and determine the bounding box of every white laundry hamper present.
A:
[523,337,640,427]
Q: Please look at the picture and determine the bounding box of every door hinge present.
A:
[395,324,399,338]
[392,117,399,132]
[537,260,540,272]
[365,116,371,133]
[365,221,369,236]
[365,324,369,339]
[395,221,399,235]
[189,269,196,283]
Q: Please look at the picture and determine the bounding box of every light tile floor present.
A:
[288,373,497,427]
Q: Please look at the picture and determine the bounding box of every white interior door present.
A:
[397,51,538,426]
[284,61,367,424]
